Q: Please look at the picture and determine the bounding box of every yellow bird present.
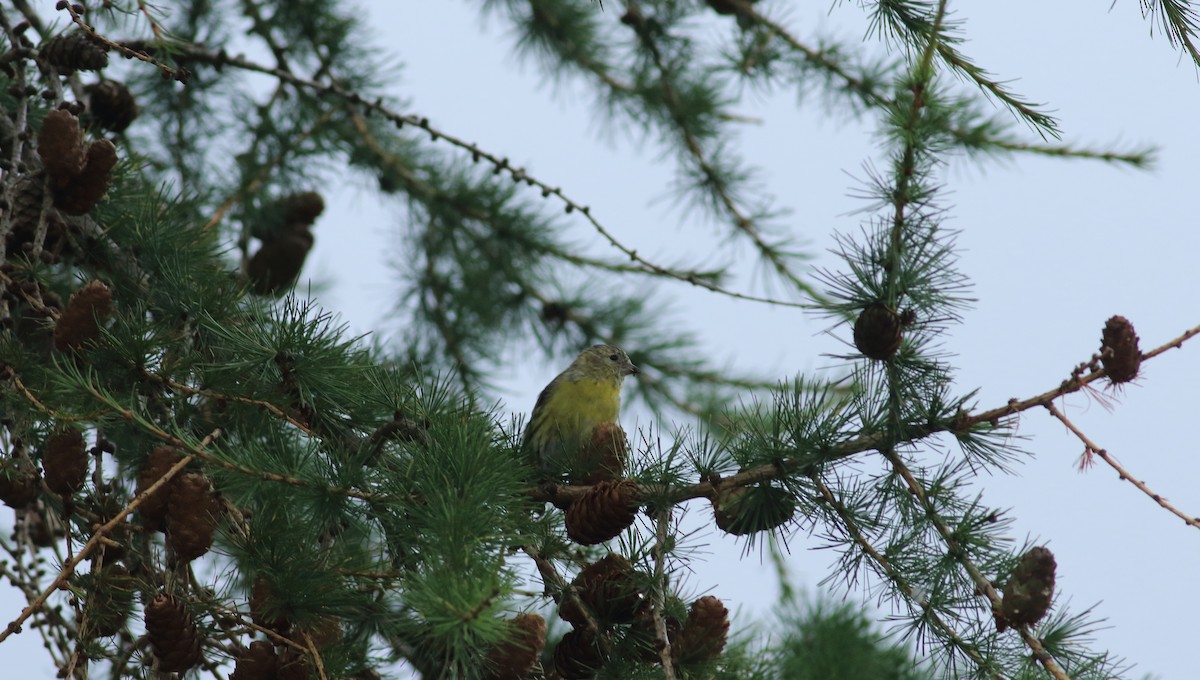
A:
[523,344,638,479]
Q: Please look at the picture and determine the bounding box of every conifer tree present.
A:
[0,1,1197,679]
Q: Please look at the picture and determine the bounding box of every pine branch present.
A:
[1140,0,1200,67]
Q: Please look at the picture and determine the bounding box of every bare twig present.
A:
[1045,402,1200,531]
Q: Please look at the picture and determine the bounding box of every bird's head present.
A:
[571,344,639,382]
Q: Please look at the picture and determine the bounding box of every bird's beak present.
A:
[627,361,640,377]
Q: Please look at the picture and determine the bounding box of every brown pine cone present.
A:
[559,553,644,626]
[55,138,117,215]
[552,628,602,680]
[853,302,904,360]
[145,593,202,672]
[85,80,138,133]
[38,109,87,188]
[712,484,795,536]
[250,574,292,633]
[997,546,1056,632]
[672,595,729,664]
[230,640,280,680]
[572,422,628,485]
[53,279,113,352]
[564,479,637,545]
[280,191,326,226]
[42,428,87,496]
[8,172,49,239]
[40,33,109,74]
[484,612,546,680]
[0,453,41,508]
[135,446,184,531]
[1100,316,1140,384]
[247,224,314,295]
[165,471,220,562]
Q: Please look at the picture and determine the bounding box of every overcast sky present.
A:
[5,1,1200,677]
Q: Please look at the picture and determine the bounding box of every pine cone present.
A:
[572,422,628,485]
[280,191,326,225]
[553,628,602,680]
[853,302,904,360]
[230,640,280,680]
[85,80,138,133]
[42,428,87,495]
[53,279,113,352]
[712,484,795,536]
[564,479,637,545]
[135,446,184,531]
[997,546,1056,632]
[250,574,292,633]
[672,595,729,664]
[40,32,109,74]
[559,553,644,626]
[247,224,314,295]
[0,454,41,508]
[484,613,546,680]
[8,172,49,238]
[55,138,117,215]
[84,564,135,638]
[37,109,87,188]
[145,593,202,672]
[165,471,220,562]
[1100,316,1140,384]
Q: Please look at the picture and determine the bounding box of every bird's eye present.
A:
[609,354,618,361]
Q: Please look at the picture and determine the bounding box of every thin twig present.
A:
[651,509,678,679]
[1044,402,1200,530]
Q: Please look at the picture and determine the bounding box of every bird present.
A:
[523,344,638,480]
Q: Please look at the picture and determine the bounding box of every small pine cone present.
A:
[55,138,117,215]
[250,574,292,633]
[165,471,220,561]
[38,109,87,188]
[247,225,314,295]
[712,484,795,536]
[559,554,644,626]
[8,172,49,238]
[672,595,729,664]
[40,32,109,74]
[853,302,904,360]
[564,479,637,545]
[280,191,325,226]
[0,454,41,508]
[484,613,546,680]
[135,446,184,531]
[85,80,138,132]
[230,640,280,680]
[1100,316,1140,384]
[145,593,202,672]
[53,279,113,352]
[572,422,628,485]
[553,629,603,680]
[997,546,1056,632]
[42,428,87,495]
[85,564,135,638]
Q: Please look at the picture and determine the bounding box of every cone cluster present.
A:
[145,593,202,672]
[483,612,546,680]
[997,546,1056,632]
[53,279,113,352]
[572,422,629,485]
[1100,315,1140,384]
[672,595,729,663]
[564,479,637,545]
[247,191,325,295]
[166,470,221,562]
[37,109,118,216]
